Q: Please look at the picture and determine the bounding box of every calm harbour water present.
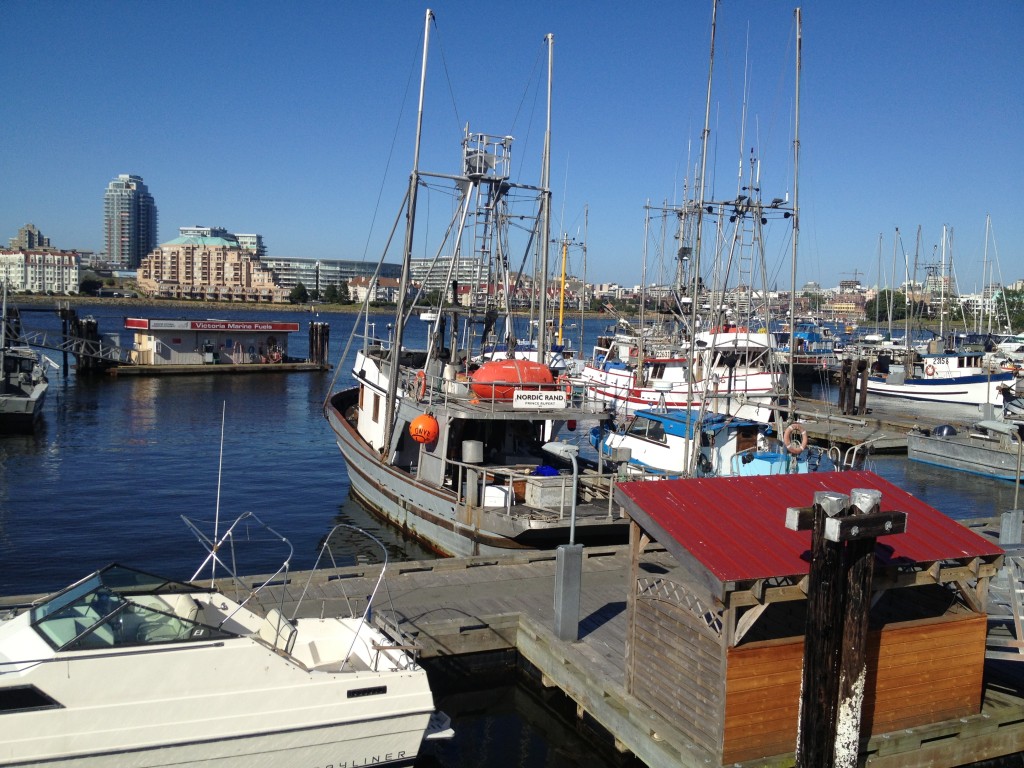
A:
[0,303,1018,766]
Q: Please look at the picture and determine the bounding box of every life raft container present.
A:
[469,359,554,402]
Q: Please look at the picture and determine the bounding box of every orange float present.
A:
[408,413,440,444]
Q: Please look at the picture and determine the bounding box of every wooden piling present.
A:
[857,359,869,415]
[793,491,848,768]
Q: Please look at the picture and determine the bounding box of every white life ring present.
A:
[783,423,809,455]
[924,364,936,376]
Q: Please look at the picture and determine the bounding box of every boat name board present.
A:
[126,318,300,333]
[512,390,567,409]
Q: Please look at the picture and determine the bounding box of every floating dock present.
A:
[187,513,1022,767]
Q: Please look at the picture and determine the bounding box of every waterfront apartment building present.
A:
[260,257,401,293]
[8,223,55,251]
[104,174,158,269]
[0,249,80,294]
[135,233,286,303]
[408,257,485,295]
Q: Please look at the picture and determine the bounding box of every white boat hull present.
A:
[866,371,1015,405]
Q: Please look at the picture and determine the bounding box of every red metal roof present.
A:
[616,471,1002,589]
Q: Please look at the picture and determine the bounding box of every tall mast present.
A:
[982,214,991,334]
[536,33,553,366]
[786,7,801,413]
[685,0,718,476]
[383,8,432,456]
[939,224,947,341]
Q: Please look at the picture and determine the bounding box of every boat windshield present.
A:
[30,564,231,651]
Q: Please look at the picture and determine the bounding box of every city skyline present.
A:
[1,2,1020,294]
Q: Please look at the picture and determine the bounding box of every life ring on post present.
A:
[924,364,936,376]
[783,423,809,456]
[415,370,427,400]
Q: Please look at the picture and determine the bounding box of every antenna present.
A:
[212,401,226,585]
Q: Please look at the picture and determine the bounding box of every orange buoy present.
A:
[409,413,440,444]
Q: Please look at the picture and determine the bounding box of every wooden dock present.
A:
[239,536,1024,768]
[6,521,1022,766]
[791,396,974,454]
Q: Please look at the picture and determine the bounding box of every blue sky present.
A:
[2,1,1020,294]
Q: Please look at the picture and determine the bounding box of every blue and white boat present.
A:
[590,408,835,478]
[772,318,838,377]
[866,349,1016,405]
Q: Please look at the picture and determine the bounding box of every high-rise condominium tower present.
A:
[104,174,158,269]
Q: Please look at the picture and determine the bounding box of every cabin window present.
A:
[372,393,380,423]
[626,419,666,444]
[736,426,758,453]
[0,686,62,714]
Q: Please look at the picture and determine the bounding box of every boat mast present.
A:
[982,214,991,335]
[383,8,432,456]
[557,236,568,346]
[939,224,947,343]
[536,33,553,367]
[786,7,801,415]
[685,0,718,476]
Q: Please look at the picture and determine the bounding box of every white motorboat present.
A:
[0,514,450,767]
[0,285,48,432]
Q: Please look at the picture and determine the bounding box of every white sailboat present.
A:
[0,282,49,432]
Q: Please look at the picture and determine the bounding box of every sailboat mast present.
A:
[536,33,553,367]
[786,7,801,412]
[384,8,432,455]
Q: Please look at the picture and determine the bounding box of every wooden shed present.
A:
[614,470,1004,765]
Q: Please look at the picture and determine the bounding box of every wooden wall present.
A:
[629,590,727,757]
[720,612,987,764]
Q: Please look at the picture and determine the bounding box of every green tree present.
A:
[289,282,309,304]
[864,290,907,322]
[79,276,103,296]
[323,283,339,303]
[999,288,1024,331]
[338,280,351,304]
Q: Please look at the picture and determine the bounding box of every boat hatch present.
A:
[30,564,231,651]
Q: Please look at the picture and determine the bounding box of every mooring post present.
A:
[856,359,869,415]
[837,359,850,413]
[833,488,883,768]
[790,490,849,768]
[844,360,857,415]
[788,488,909,768]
